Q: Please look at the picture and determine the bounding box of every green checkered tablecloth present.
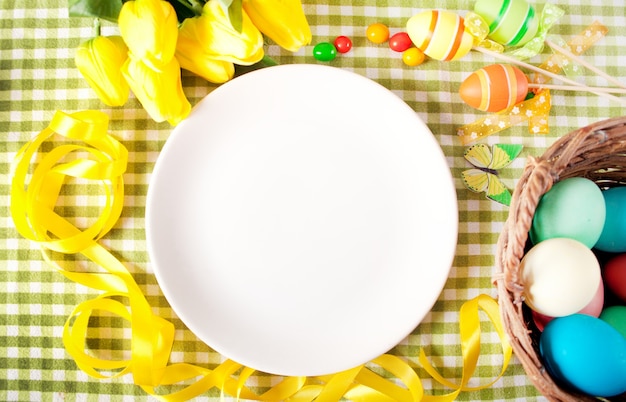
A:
[1,0,625,400]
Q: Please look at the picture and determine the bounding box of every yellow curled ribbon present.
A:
[531,20,609,84]
[458,90,551,145]
[503,3,564,60]
[10,110,512,401]
[464,12,505,53]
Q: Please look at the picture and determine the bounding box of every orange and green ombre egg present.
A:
[474,0,539,47]
[459,64,529,112]
[406,10,473,61]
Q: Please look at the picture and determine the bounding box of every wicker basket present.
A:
[494,116,626,402]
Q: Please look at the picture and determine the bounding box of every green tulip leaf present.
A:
[164,0,198,22]
[68,0,123,23]
[216,0,242,32]
[228,0,243,33]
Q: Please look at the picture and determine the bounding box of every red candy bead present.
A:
[334,36,353,53]
[389,32,412,52]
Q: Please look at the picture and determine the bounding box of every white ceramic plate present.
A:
[146,64,458,376]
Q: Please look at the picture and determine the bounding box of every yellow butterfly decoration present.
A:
[461,143,523,206]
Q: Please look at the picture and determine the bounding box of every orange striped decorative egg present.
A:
[406,10,473,61]
[459,64,529,112]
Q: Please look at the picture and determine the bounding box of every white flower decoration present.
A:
[512,106,520,114]
[525,109,533,117]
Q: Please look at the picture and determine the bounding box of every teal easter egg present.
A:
[600,306,626,339]
[595,187,626,252]
[530,177,605,248]
[540,314,626,397]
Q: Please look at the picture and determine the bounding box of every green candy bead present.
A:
[313,42,337,62]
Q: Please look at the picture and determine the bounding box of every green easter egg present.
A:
[530,177,606,248]
[600,306,626,339]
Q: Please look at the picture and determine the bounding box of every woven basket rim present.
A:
[493,116,626,402]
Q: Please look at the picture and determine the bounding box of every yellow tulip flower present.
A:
[75,35,130,107]
[118,0,178,70]
[242,0,312,52]
[122,56,191,126]
[176,0,264,84]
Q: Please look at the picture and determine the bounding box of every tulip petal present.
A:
[199,0,264,64]
[75,36,130,106]
[118,0,178,69]
[242,0,311,52]
[175,0,264,84]
[122,57,191,126]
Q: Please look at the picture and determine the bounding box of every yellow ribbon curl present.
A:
[457,90,552,145]
[464,12,505,53]
[10,110,512,401]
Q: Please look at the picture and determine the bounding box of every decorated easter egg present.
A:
[600,306,626,339]
[406,10,473,61]
[529,177,605,248]
[474,0,539,47]
[459,64,528,112]
[540,314,626,397]
[595,187,626,252]
[520,238,601,317]
[604,253,626,303]
[532,279,604,331]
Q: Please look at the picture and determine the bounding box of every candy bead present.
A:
[406,10,474,61]
[313,42,337,61]
[389,32,412,52]
[366,23,389,44]
[333,36,353,53]
[474,0,539,46]
[459,64,528,112]
[402,47,426,66]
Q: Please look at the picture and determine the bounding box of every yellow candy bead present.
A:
[366,23,389,44]
[402,47,426,66]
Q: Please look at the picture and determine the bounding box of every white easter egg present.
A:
[520,238,601,317]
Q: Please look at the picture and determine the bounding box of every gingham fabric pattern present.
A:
[1,0,625,400]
